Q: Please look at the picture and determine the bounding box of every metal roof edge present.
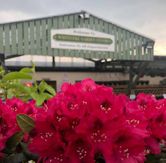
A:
[85,11,155,41]
[0,10,155,41]
[0,11,82,25]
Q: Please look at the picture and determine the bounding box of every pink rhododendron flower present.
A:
[0,99,19,151]
[67,134,94,163]
[0,98,38,155]
[28,80,164,162]
[110,126,147,163]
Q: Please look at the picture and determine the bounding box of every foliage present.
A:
[16,114,35,133]
[0,65,55,105]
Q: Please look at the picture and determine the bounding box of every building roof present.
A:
[0,11,154,61]
[0,10,155,41]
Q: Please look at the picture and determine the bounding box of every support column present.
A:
[0,53,5,67]
[0,54,5,78]
[127,62,149,95]
[52,56,55,67]
[127,63,134,95]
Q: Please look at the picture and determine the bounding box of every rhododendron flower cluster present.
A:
[0,78,166,163]
[0,98,37,155]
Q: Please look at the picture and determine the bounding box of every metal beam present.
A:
[127,62,149,95]
[84,58,97,62]
[5,54,23,59]
[52,56,55,67]
[0,53,6,73]
[0,53,5,66]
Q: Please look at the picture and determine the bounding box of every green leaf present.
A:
[45,84,56,96]
[30,92,46,106]
[145,154,160,163]
[16,114,35,133]
[38,80,56,95]
[42,92,53,99]
[30,91,54,106]
[38,80,46,93]
[6,131,24,150]
[3,72,32,81]
[9,83,31,93]
[20,142,39,160]
[2,153,28,163]
[0,66,5,76]
[6,89,15,99]
[21,95,32,102]
[7,83,31,100]
[36,96,46,106]
[19,67,34,73]
[30,92,39,100]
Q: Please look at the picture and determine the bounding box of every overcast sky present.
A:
[0,0,165,55]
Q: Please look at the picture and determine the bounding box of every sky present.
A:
[0,0,165,55]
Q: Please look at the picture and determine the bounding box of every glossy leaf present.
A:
[2,153,27,163]
[38,80,56,95]
[30,92,45,106]
[19,67,34,73]
[3,72,32,81]
[6,131,24,150]
[16,114,35,133]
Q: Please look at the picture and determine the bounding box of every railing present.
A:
[114,85,166,97]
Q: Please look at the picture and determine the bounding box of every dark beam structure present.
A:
[0,53,5,67]
[52,56,55,67]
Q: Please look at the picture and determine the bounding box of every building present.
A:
[0,11,165,96]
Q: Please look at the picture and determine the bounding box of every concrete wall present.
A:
[33,72,129,91]
[33,71,165,91]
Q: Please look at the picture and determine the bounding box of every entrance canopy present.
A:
[0,11,154,61]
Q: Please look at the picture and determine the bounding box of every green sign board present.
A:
[53,34,113,45]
